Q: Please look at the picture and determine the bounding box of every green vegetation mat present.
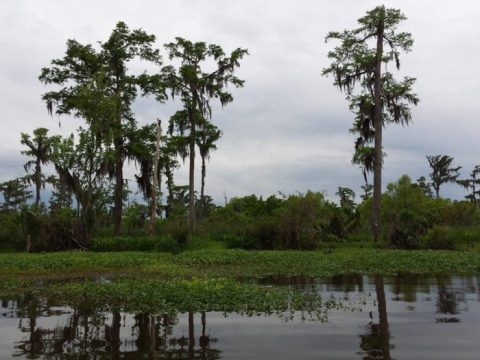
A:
[1,249,478,314]
[1,249,479,277]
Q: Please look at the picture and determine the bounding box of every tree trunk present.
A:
[188,111,196,232]
[375,275,391,359]
[113,78,124,237]
[166,166,174,219]
[200,311,207,353]
[200,154,206,220]
[149,119,162,237]
[110,311,121,358]
[35,161,41,207]
[473,178,477,207]
[26,234,32,253]
[113,150,124,236]
[188,311,195,358]
[27,303,38,357]
[149,315,156,355]
[201,311,206,338]
[372,7,385,244]
[83,200,95,248]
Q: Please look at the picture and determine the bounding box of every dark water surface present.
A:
[1,274,479,359]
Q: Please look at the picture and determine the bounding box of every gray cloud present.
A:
[1,0,479,204]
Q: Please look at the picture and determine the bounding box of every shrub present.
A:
[201,191,350,250]
[0,211,24,251]
[272,191,331,249]
[421,226,456,250]
[158,218,189,245]
[442,201,479,227]
[123,202,148,236]
[220,233,257,250]
[381,176,432,248]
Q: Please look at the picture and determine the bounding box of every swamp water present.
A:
[0,274,479,359]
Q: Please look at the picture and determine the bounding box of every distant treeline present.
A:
[1,170,480,252]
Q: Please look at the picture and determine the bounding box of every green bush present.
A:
[222,233,257,250]
[421,226,456,250]
[355,175,479,249]
[158,218,189,245]
[441,201,479,227]
[439,226,480,250]
[345,232,371,243]
[381,176,433,248]
[0,211,24,251]
[123,202,148,236]
[202,191,356,250]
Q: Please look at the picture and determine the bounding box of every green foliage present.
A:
[161,38,248,229]
[421,226,456,250]
[49,131,112,244]
[0,204,78,252]
[381,176,429,248]
[123,202,148,236]
[221,233,257,250]
[351,176,435,247]
[442,201,479,227]
[274,191,333,249]
[457,165,480,204]
[415,176,433,197]
[20,128,54,206]
[40,22,164,236]
[355,175,480,248]
[421,225,480,251]
[0,211,24,251]
[203,192,347,250]
[203,195,277,249]
[20,205,78,251]
[0,178,32,211]
[158,216,190,245]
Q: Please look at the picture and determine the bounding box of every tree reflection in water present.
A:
[435,282,466,323]
[3,274,476,359]
[358,276,393,360]
[10,298,221,359]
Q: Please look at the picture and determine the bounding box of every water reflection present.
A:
[3,298,221,359]
[1,274,479,359]
[358,276,393,360]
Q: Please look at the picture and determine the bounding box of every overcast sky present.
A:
[0,0,479,203]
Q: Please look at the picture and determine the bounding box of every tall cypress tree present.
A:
[161,38,248,231]
[323,6,419,242]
